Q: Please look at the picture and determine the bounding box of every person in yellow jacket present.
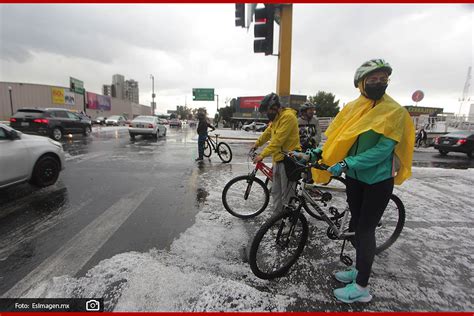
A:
[305,59,414,303]
[252,93,301,215]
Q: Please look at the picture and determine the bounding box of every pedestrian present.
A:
[415,127,427,147]
[251,93,301,215]
[195,112,215,162]
[300,59,414,303]
[298,101,322,152]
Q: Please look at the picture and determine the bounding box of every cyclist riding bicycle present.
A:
[251,93,301,215]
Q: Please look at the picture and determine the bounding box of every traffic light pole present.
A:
[276,4,293,99]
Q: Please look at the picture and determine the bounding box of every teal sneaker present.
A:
[334,267,358,283]
[334,282,372,303]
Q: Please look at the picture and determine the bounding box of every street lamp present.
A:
[8,86,13,116]
[150,74,156,115]
[215,94,219,127]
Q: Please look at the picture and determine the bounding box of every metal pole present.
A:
[8,87,13,116]
[150,74,155,115]
[276,4,293,99]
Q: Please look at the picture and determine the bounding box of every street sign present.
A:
[193,88,214,101]
[70,77,85,95]
[412,90,424,102]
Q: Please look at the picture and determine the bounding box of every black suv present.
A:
[10,108,92,141]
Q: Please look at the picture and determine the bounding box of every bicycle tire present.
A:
[203,139,212,157]
[348,194,405,254]
[305,176,347,221]
[222,175,269,219]
[249,207,309,279]
[217,142,232,163]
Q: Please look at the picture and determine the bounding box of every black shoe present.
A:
[195,157,203,161]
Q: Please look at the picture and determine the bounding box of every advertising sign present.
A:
[86,92,111,111]
[70,77,85,94]
[239,96,264,109]
[52,87,65,104]
[64,91,75,105]
[412,90,424,102]
[192,88,214,101]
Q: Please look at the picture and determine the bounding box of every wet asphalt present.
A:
[0,126,472,299]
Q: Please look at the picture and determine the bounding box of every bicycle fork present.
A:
[338,211,355,266]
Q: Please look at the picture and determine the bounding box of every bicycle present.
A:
[248,153,405,280]
[222,150,347,220]
[203,134,233,163]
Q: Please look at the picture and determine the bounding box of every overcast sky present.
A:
[0,4,472,116]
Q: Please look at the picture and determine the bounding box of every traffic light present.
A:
[254,4,274,55]
[235,4,245,27]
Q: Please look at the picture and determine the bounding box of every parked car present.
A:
[434,131,474,158]
[94,116,107,125]
[106,115,126,126]
[9,108,92,141]
[243,121,267,132]
[158,119,169,125]
[129,116,167,139]
[169,119,182,127]
[0,123,65,189]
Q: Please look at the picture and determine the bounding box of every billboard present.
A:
[64,91,75,105]
[238,96,264,109]
[51,87,65,104]
[70,77,85,94]
[86,92,111,111]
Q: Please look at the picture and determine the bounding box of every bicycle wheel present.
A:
[217,142,232,163]
[374,194,405,254]
[348,194,405,254]
[305,176,347,221]
[222,175,269,219]
[203,139,212,157]
[249,207,309,279]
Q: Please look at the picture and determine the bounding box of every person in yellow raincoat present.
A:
[252,93,301,216]
[297,59,414,303]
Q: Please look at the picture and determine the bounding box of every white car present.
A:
[128,116,167,140]
[0,124,65,189]
[243,122,267,132]
[106,115,126,126]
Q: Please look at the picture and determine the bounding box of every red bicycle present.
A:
[221,150,273,218]
[222,149,347,220]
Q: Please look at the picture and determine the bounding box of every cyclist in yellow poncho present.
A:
[297,59,414,303]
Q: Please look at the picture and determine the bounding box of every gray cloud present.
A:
[0,4,472,115]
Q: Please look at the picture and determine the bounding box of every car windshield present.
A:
[133,116,154,122]
[445,131,472,138]
[13,109,45,118]
[108,116,120,120]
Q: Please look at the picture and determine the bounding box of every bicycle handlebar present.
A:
[281,151,329,171]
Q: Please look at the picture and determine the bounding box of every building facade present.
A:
[0,81,151,121]
[112,74,125,99]
[102,85,112,96]
[125,79,139,103]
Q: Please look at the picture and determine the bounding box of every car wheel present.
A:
[30,155,60,187]
[130,133,135,140]
[153,131,158,139]
[83,125,92,137]
[51,127,63,141]
[163,128,167,136]
[439,150,448,156]
[244,128,249,132]
[467,151,473,158]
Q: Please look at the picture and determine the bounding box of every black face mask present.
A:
[365,84,388,100]
[267,112,277,121]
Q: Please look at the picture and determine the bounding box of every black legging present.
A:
[346,176,394,287]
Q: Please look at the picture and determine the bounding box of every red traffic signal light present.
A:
[253,4,274,55]
[235,4,245,28]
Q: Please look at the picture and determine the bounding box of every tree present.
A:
[218,106,234,122]
[308,91,340,117]
[176,105,192,120]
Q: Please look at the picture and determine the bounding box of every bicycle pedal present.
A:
[340,255,353,266]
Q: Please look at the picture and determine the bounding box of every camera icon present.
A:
[85,299,100,312]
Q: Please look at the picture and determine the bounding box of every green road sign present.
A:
[193,88,214,101]
[70,77,85,94]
